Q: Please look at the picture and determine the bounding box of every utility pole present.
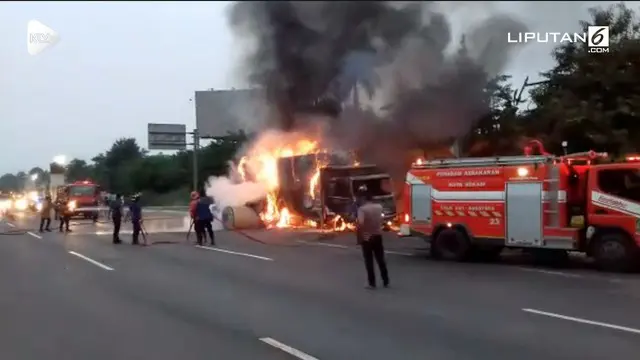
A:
[191,128,200,191]
[513,76,551,105]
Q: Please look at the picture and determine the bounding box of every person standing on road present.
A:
[126,194,143,245]
[357,189,389,289]
[110,194,123,244]
[195,189,215,246]
[189,191,199,241]
[58,198,72,233]
[38,195,53,232]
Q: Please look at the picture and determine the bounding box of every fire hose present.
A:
[185,215,267,244]
[0,213,29,235]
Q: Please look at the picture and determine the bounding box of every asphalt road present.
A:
[1,211,640,360]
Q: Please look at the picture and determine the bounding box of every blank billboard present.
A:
[194,89,267,138]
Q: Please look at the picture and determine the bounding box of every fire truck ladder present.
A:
[545,164,560,227]
[415,155,554,168]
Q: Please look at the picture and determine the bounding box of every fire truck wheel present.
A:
[592,232,638,272]
[431,228,471,261]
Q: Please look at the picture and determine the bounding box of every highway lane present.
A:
[2,214,640,359]
[0,218,296,360]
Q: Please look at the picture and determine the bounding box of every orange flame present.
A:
[237,132,354,231]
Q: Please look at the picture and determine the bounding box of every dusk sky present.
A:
[0,1,627,174]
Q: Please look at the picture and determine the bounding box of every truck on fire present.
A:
[399,140,640,272]
[222,152,397,230]
[277,153,396,227]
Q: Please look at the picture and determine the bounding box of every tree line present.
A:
[0,4,638,202]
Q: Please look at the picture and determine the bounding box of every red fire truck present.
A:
[57,180,101,221]
[399,141,640,272]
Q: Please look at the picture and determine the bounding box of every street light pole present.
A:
[192,128,200,191]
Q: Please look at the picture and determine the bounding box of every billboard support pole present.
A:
[192,129,200,192]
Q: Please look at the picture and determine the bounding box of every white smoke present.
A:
[205,176,267,210]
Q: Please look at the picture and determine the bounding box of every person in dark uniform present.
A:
[110,194,123,244]
[195,190,215,246]
[58,198,72,233]
[126,194,143,245]
[356,188,389,289]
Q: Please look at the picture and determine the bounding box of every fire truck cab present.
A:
[59,180,101,221]
[400,144,640,272]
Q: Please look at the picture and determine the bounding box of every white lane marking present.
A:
[27,231,42,239]
[516,267,626,283]
[68,251,114,271]
[298,240,414,256]
[260,337,319,360]
[523,308,640,335]
[297,240,349,249]
[385,250,414,256]
[516,267,583,278]
[6,222,15,227]
[195,245,273,261]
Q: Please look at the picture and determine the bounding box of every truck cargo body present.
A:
[277,154,396,224]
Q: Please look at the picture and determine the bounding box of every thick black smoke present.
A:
[229,1,528,195]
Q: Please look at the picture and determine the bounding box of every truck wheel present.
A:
[431,228,470,261]
[592,232,638,272]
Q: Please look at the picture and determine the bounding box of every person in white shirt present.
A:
[356,189,390,289]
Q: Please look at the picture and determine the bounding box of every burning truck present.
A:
[219,145,397,232]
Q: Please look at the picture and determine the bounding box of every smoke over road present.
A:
[223,1,528,204]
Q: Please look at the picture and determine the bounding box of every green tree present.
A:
[526,3,640,156]
[65,159,93,182]
[0,173,19,192]
[464,74,525,156]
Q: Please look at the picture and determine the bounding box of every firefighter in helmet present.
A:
[110,194,123,244]
[126,193,143,245]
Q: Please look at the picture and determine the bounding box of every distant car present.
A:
[11,196,29,212]
[0,194,12,214]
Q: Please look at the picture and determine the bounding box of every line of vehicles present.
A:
[398,140,640,272]
[3,140,639,272]
[0,180,103,220]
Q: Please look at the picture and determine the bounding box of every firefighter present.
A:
[58,198,71,233]
[188,191,199,241]
[110,194,123,244]
[38,194,53,232]
[356,187,389,289]
[195,190,215,246]
[126,193,143,245]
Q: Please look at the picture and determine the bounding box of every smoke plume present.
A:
[225,1,529,203]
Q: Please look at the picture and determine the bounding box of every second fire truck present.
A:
[399,141,640,272]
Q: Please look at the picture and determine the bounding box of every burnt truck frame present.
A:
[276,153,397,227]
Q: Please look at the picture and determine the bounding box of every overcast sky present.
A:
[0,1,631,174]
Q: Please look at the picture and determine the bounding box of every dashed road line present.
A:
[260,337,319,360]
[298,240,414,256]
[195,245,273,261]
[523,308,640,335]
[516,267,583,278]
[6,222,15,227]
[384,250,414,256]
[27,231,42,239]
[297,240,349,249]
[515,267,627,284]
[68,251,114,271]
